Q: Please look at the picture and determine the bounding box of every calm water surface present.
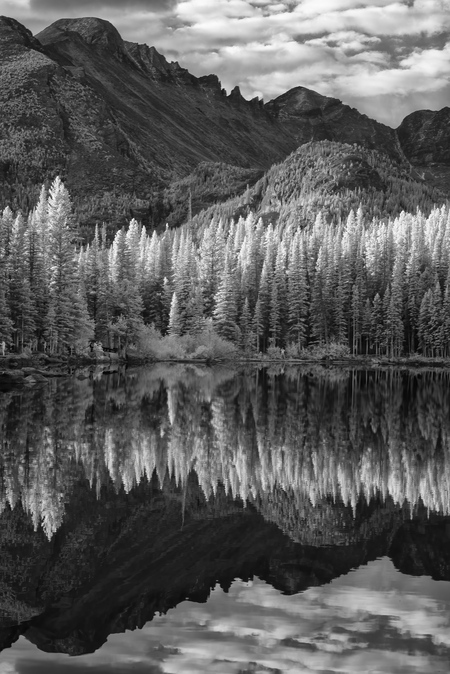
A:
[1,364,450,673]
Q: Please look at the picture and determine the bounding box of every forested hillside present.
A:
[190,141,447,234]
[1,166,449,358]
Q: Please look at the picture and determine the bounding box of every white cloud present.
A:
[400,42,450,77]
[306,30,382,53]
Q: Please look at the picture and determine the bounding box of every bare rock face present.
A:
[397,108,450,192]
[37,17,131,62]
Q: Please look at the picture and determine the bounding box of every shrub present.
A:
[136,323,238,361]
[306,341,351,359]
[286,342,306,359]
[265,345,285,360]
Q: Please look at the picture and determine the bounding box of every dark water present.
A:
[1,364,450,673]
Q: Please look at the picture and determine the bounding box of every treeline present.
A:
[1,176,450,357]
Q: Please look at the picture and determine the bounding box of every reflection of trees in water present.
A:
[1,366,450,538]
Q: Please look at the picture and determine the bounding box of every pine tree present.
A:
[185,282,205,335]
[254,259,271,351]
[28,186,50,346]
[389,257,405,357]
[213,254,239,343]
[0,241,12,345]
[72,284,95,352]
[430,281,443,357]
[443,270,450,357]
[45,177,79,353]
[269,242,287,347]
[95,226,113,344]
[419,290,433,356]
[287,233,308,349]
[240,297,253,352]
[168,292,182,337]
[8,213,35,350]
[371,293,384,356]
[351,284,361,355]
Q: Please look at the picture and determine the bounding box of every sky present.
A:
[3,558,450,673]
[0,1,449,127]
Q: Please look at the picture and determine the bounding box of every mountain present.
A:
[0,15,448,234]
[397,107,450,193]
[265,86,399,160]
[189,140,446,232]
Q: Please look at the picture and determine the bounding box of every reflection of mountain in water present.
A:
[1,366,450,538]
[1,365,450,655]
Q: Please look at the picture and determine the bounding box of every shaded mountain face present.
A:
[0,15,447,233]
[397,107,450,193]
[265,86,399,161]
[0,15,295,229]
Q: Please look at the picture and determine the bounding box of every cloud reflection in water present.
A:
[4,557,450,674]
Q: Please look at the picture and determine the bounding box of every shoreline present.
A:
[2,352,450,390]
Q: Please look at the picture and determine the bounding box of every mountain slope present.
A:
[190,140,447,232]
[0,15,297,228]
[0,15,448,234]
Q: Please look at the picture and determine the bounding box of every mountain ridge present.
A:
[0,14,449,233]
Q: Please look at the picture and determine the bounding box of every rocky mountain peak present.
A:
[267,85,341,117]
[228,85,246,104]
[0,15,46,56]
[36,17,129,61]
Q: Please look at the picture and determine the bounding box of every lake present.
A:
[1,364,450,673]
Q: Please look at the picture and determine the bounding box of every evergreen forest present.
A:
[1,168,450,359]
